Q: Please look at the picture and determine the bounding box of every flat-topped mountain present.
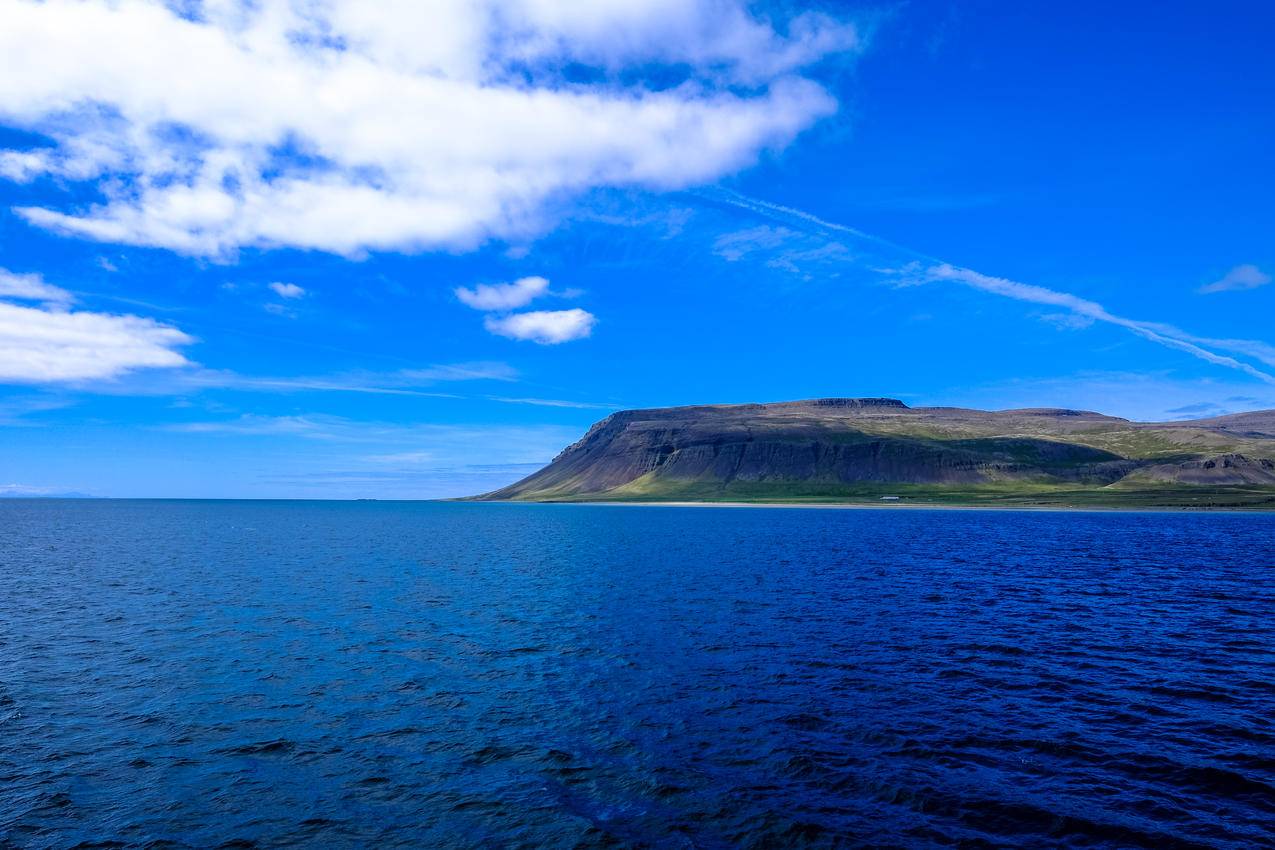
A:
[473,398,1275,508]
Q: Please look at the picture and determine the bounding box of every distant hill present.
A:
[0,488,93,499]
[471,398,1275,509]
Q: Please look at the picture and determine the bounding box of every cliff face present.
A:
[472,397,1275,503]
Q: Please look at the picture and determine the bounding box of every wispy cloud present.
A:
[8,356,529,402]
[706,191,1275,386]
[166,414,578,464]
[263,302,297,319]
[713,225,796,261]
[0,268,75,306]
[167,414,560,442]
[0,395,75,425]
[178,361,519,397]
[919,263,1275,384]
[489,396,620,409]
[251,466,545,499]
[402,362,519,382]
[184,373,463,398]
[168,414,338,438]
[1198,264,1271,294]
[713,224,849,277]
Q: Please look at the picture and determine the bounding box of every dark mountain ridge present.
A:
[473,398,1275,508]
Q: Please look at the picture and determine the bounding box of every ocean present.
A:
[1,500,1272,848]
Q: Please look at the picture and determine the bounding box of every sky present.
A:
[1,0,1273,498]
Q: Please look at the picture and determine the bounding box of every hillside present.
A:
[472,398,1275,508]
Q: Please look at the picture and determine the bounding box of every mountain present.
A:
[0,486,93,498]
[472,398,1275,508]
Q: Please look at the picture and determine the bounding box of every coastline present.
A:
[480,499,1275,514]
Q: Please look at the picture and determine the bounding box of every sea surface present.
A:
[1,500,1273,849]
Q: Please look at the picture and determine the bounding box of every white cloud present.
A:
[160,414,580,496]
[167,414,576,457]
[484,308,596,344]
[0,483,88,497]
[1199,264,1271,294]
[0,0,859,257]
[0,395,75,425]
[1039,312,1096,331]
[268,281,305,299]
[0,269,191,386]
[47,359,521,397]
[0,300,193,383]
[454,275,594,342]
[179,360,518,395]
[489,396,619,409]
[455,275,550,310]
[711,223,847,276]
[0,268,74,305]
[921,263,1275,385]
[709,190,1275,386]
[713,225,796,261]
[170,414,339,438]
[396,361,518,382]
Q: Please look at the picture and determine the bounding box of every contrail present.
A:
[701,188,1275,385]
[696,186,942,263]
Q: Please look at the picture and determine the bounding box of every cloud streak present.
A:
[176,360,519,396]
[487,396,620,410]
[709,192,1275,385]
[1198,264,1271,294]
[0,268,75,306]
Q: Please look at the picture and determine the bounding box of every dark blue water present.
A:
[1,501,1273,848]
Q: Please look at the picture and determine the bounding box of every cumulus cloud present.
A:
[484,308,596,344]
[268,281,306,299]
[0,268,74,306]
[454,274,592,343]
[0,0,860,257]
[1198,264,1271,294]
[0,300,193,383]
[455,276,549,310]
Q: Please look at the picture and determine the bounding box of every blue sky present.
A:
[1,0,1273,498]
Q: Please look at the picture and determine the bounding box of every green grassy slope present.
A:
[472,399,1275,509]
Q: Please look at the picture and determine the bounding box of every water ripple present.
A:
[1,500,1273,848]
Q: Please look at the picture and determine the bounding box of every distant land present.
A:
[471,398,1275,509]
[0,487,92,499]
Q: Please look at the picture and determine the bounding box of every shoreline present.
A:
[484,499,1275,514]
